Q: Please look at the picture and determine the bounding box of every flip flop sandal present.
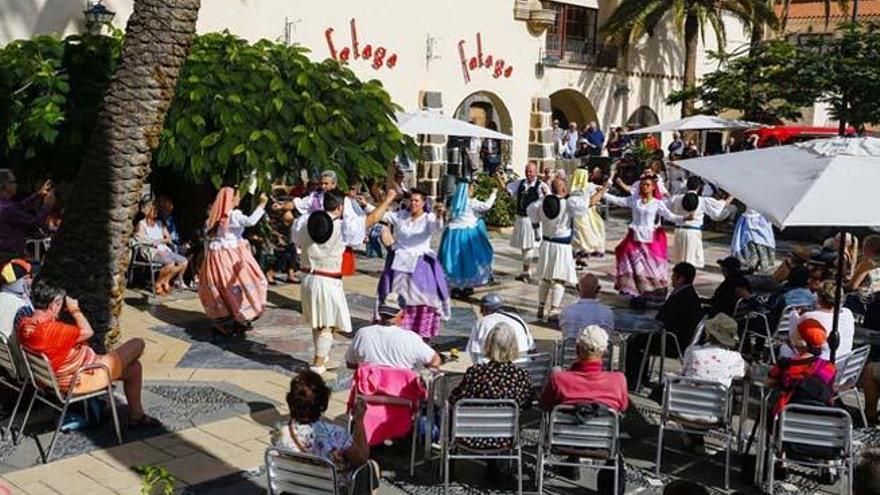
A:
[128,414,162,429]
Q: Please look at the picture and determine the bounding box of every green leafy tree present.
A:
[601,0,778,117]
[156,31,415,190]
[666,41,820,123]
[473,173,514,228]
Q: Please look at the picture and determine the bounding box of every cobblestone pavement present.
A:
[0,214,873,494]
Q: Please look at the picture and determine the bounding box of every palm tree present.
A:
[38,0,201,347]
[601,0,778,117]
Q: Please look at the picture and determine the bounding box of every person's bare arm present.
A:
[344,399,370,466]
[426,353,441,369]
[65,297,94,343]
[365,189,397,228]
[848,259,873,291]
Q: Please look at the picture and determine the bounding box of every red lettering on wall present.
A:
[458,33,513,84]
[325,19,397,71]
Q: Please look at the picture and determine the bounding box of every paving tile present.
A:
[197,416,271,444]
[13,482,60,495]
[88,441,171,468]
[156,452,237,486]
[40,470,100,495]
[167,428,250,459]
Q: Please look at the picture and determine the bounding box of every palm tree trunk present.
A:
[681,11,700,118]
[38,0,201,348]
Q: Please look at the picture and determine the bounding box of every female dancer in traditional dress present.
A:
[570,168,606,265]
[375,189,449,340]
[601,172,685,304]
[731,207,776,273]
[199,187,269,334]
[438,179,497,297]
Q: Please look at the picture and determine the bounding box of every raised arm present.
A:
[236,193,269,227]
[603,192,630,208]
[365,189,398,228]
[472,189,498,213]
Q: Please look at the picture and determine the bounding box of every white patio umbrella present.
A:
[676,136,880,361]
[394,110,513,140]
[625,115,763,134]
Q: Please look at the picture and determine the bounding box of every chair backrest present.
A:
[776,404,852,455]
[265,447,339,495]
[774,305,802,339]
[516,352,554,391]
[834,345,870,390]
[547,404,619,459]
[0,333,19,380]
[688,316,709,348]
[663,375,730,424]
[451,399,519,443]
[21,348,63,402]
[558,338,615,371]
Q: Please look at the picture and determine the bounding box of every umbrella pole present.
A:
[830,228,846,363]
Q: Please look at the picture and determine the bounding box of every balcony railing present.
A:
[543,42,619,69]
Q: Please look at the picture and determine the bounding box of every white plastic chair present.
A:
[767,404,853,495]
[443,399,522,495]
[536,403,622,494]
[656,375,734,489]
[18,348,122,463]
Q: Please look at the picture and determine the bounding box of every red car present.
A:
[744,125,856,147]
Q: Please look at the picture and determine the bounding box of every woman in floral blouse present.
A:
[273,370,378,493]
[449,323,534,454]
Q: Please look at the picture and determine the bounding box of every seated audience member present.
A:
[682,313,746,388]
[273,370,378,493]
[767,318,837,417]
[707,257,752,317]
[17,280,160,428]
[767,264,815,324]
[560,273,615,341]
[846,234,880,316]
[466,293,533,362]
[0,259,33,384]
[0,170,54,262]
[450,325,533,451]
[135,202,188,295]
[345,293,440,370]
[855,448,880,495]
[540,325,629,412]
[780,280,854,361]
[625,262,703,387]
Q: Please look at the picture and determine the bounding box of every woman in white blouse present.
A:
[438,179,497,297]
[375,189,449,340]
[135,203,188,295]
[601,171,685,304]
[198,187,269,334]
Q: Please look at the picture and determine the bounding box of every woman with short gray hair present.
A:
[449,323,533,457]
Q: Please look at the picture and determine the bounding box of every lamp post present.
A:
[84,0,116,35]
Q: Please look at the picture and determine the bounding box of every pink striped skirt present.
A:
[198,241,268,322]
[614,228,670,299]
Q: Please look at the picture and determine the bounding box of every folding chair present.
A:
[734,298,776,364]
[127,239,163,292]
[833,345,871,427]
[688,315,710,348]
[349,392,420,476]
[0,334,27,443]
[443,399,522,495]
[767,404,853,495]
[536,404,622,495]
[515,352,554,393]
[265,446,372,495]
[635,327,684,394]
[656,375,734,489]
[18,348,122,463]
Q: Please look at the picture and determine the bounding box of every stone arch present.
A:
[453,90,513,135]
[626,105,660,129]
[549,89,598,130]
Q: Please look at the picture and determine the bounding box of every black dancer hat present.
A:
[307,211,334,244]
[542,195,561,220]
[681,192,699,213]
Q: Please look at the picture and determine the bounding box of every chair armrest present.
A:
[65,362,113,399]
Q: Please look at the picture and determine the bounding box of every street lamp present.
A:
[84,0,116,35]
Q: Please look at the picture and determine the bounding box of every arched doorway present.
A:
[626,106,660,130]
[453,91,513,169]
[549,89,598,130]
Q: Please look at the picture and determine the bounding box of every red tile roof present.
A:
[776,0,880,21]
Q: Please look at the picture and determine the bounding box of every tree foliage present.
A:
[0,31,414,189]
[0,31,122,184]
[667,23,880,130]
[474,173,514,228]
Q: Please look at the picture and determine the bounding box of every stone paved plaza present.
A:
[0,214,874,494]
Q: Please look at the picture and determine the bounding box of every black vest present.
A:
[515,179,543,217]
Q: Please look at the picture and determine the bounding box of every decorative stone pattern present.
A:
[417,90,447,199]
[528,96,555,170]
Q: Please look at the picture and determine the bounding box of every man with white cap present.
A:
[295,189,397,375]
[466,293,534,363]
[345,293,440,370]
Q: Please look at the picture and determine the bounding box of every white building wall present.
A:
[2,0,749,171]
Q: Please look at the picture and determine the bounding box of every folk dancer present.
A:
[438,178,497,296]
[667,176,734,268]
[198,188,269,335]
[600,172,686,305]
[375,189,450,340]
[502,161,545,282]
[528,178,606,320]
[731,207,776,273]
[293,190,397,375]
[570,168,606,265]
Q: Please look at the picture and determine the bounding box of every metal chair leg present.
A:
[724,431,731,490]
[536,444,544,494]
[517,448,523,495]
[107,386,122,445]
[17,390,38,441]
[3,385,26,444]
[853,390,868,427]
[655,423,664,477]
[767,447,775,495]
[409,413,417,476]
[613,459,620,495]
[443,448,450,495]
[44,400,71,463]
[636,332,655,393]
